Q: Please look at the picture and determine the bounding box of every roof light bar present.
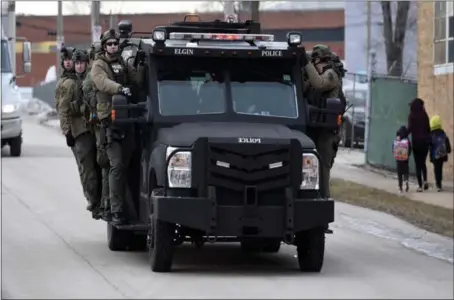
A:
[168,32,274,42]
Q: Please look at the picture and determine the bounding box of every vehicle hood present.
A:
[157,122,315,148]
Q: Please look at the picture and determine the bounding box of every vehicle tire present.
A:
[262,239,281,253]
[9,135,22,157]
[240,239,262,253]
[107,223,132,251]
[340,124,351,148]
[296,227,325,272]
[148,215,175,272]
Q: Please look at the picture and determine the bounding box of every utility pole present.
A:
[109,11,118,29]
[223,1,237,23]
[365,1,371,77]
[56,1,63,77]
[7,1,16,74]
[91,1,101,43]
[364,1,373,162]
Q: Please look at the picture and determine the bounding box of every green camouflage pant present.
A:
[74,132,102,208]
[314,130,338,198]
[71,146,89,202]
[97,125,135,214]
[94,127,111,214]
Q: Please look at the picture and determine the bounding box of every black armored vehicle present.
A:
[109,16,343,273]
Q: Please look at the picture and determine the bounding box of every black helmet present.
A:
[60,46,75,61]
[101,28,120,46]
[72,49,89,62]
[88,42,102,60]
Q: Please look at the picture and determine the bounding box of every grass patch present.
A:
[331,179,454,238]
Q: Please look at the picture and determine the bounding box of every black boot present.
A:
[103,211,112,222]
[111,212,125,225]
[86,203,94,211]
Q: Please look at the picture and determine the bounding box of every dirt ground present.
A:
[331,179,454,238]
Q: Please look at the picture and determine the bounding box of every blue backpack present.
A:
[433,133,448,159]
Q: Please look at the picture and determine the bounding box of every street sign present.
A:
[56,36,64,50]
[92,25,102,43]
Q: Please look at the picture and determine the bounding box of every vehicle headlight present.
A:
[2,104,18,114]
[300,153,319,190]
[166,146,192,188]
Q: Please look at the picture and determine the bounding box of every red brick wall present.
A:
[15,10,344,86]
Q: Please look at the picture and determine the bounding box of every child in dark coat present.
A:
[393,126,412,192]
[429,115,451,191]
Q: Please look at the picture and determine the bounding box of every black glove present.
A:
[136,50,146,63]
[65,132,75,147]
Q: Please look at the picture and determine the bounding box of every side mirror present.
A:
[22,41,32,73]
[111,94,129,122]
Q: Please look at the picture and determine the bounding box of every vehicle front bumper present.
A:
[1,117,22,140]
[153,192,334,237]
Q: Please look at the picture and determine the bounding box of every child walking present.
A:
[393,126,412,192]
[429,115,451,191]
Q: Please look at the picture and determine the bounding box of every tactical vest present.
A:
[306,66,343,126]
[99,54,128,86]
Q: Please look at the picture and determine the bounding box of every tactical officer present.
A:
[91,29,145,225]
[83,41,112,221]
[302,45,342,198]
[55,46,91,203]
[58,49,102,219]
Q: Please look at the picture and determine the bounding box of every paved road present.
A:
[2,120,453,299]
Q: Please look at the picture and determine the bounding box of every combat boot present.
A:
[103,211,112,222]
[111,213,125,226]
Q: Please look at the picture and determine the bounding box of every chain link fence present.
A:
[365,73,418,175]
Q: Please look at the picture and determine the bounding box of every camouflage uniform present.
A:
[58,49,102,217]
[303,45,342,198]
[83,43,111,220]
[90,29,145,225]
[55,47,89,202]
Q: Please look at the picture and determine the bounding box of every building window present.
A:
[434,1,454,66]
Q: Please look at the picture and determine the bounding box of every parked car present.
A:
[340,89,366,147]
[1,26,32,157]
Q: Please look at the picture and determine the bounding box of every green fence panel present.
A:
[366,77,417,175]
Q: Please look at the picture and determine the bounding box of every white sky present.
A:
[12,1,344,16]
[14,1,207,15]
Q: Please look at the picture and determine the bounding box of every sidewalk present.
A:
[333,148,453,210]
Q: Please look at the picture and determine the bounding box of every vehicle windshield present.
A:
[344,90,366,107]
[1,40,12,73]
[230,59,298,118]
[157,57,226,116]
[157,56,298,119]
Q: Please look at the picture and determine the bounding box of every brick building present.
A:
[418,2,453,180]
[15,9,344,87]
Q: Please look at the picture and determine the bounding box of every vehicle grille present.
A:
[207,143,292,205]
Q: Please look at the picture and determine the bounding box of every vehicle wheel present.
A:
[240,239,262,253]
[296,227,325,272]
[340,124,351,148]
[9,136,22,157]
[107,223,132,251]
[148,215,175,272]
[262,239,281,253]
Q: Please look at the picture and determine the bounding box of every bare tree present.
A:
[63,1,90,15]
[380,1,411,77]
